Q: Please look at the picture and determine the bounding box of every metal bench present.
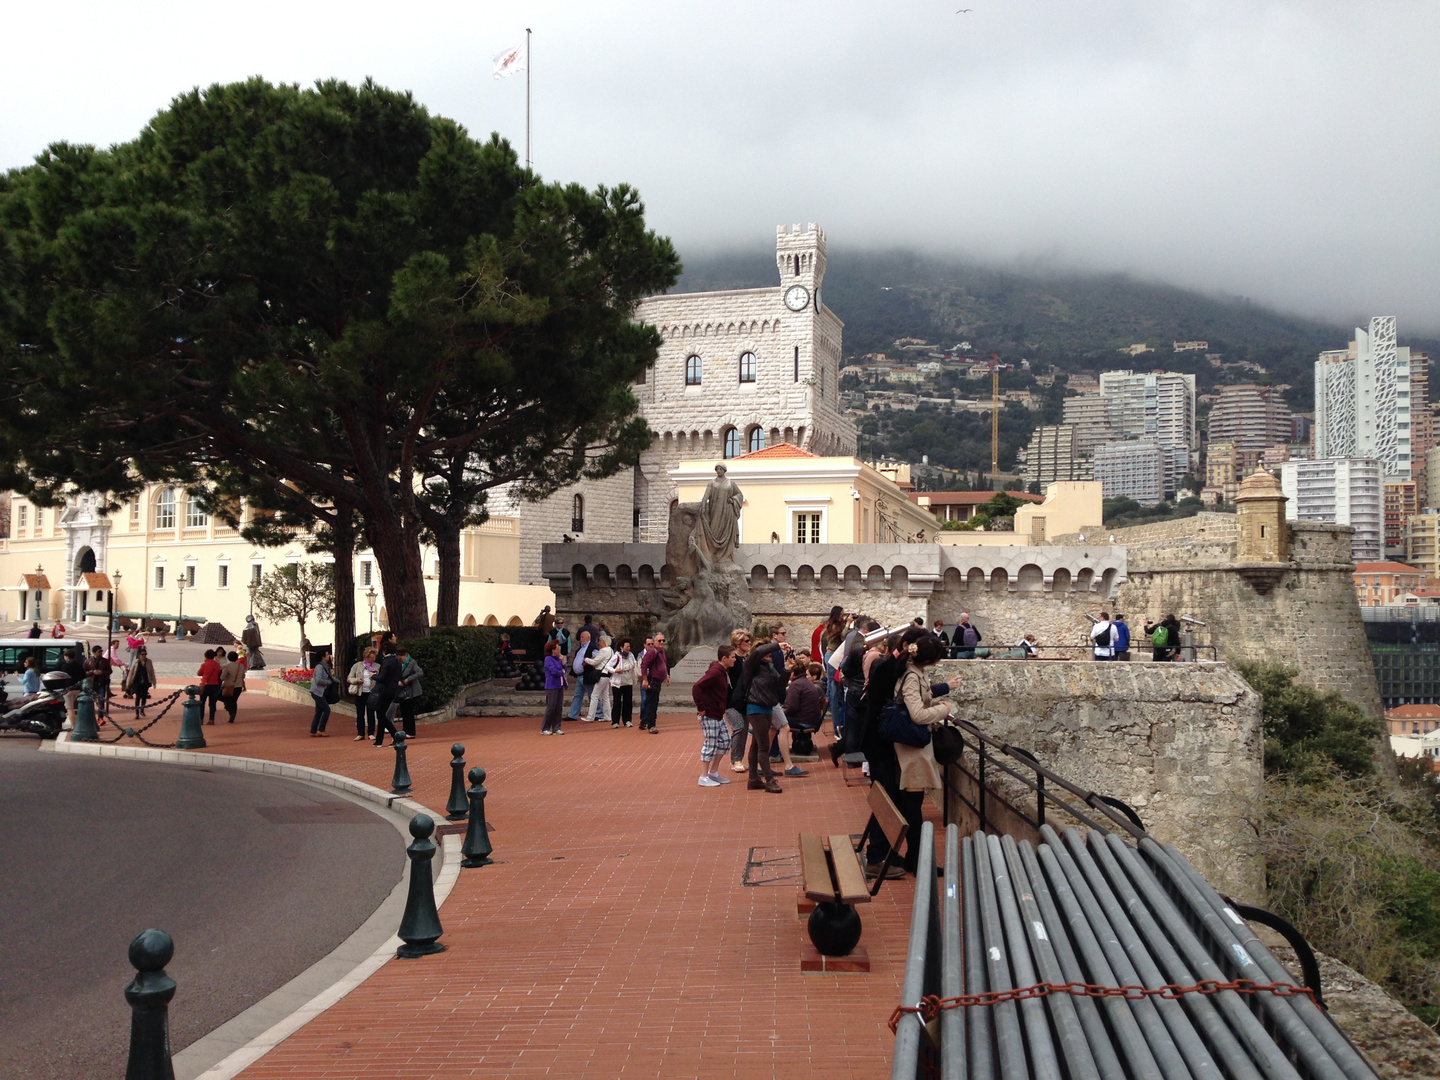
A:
[799,783,908,958]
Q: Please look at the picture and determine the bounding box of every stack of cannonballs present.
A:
[514,663,544,691]
[495,649,520,680]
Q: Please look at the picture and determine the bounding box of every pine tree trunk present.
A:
[331,509,357,675]
[365,511,430,639]
[434,519,462,627]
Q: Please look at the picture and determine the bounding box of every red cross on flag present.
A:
[492,44,526,79]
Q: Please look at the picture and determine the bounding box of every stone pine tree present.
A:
[252,563,336,654]
[0,78,679,639]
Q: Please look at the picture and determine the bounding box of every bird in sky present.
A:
[956,7,973,12]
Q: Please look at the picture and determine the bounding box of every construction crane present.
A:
[990,363,1000,477]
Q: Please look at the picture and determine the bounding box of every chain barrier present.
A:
[92,689,187,748]
[888,978,1315,1034]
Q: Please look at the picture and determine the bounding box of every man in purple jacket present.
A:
[639,631,670,733]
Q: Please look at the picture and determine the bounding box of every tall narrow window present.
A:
[218,563,229,588]
[130,498,140,523]
[360,560,372,587]
[723,427,740,459]
[17,505,25,529]
[35,508,43,531]
[572,495,585,534]
[186,497,208,528]
[251,563,263,587]
[738,351,756,383]
[155,488,175,529]
[794,345,799,382]
[795,512,821,543]
[184,564,196,588]
[685,354,702,386]
[155,565,166,590]
[748,427,765,453]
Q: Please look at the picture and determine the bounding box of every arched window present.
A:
[738,351,756,383]
[723,427,740,459]
[155,488,175,529]
[685,354,702,386]
[748,427,766,453]
[572,494,585,533]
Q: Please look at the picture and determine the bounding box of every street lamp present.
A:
[366,586,377,635]
[109,568,122,633]
[176,575,186,640]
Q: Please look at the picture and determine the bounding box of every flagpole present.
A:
[525,27,532,169]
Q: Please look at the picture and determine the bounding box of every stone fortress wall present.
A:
[934,661,1264,900]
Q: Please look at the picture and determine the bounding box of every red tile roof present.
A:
[80,572,114,590]
[1387,704,1440,719]
[20,573,51,590]
[735,442,817,459]
[1354,562,1426,574]
[908,491,1045,506]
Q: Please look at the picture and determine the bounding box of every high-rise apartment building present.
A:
[1314,317,1413,480]
[1093,442,1163,504]
[1207,384,1293,453]
[1060,394,1116,455]
[1097,369,1198,453]
[1404,510,1440,576]
[1411,351,1434,500]
[1384,480,1420,557]
[1022,425,1093,486]
[1280,457,1384,562]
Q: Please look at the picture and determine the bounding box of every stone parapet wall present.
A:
[937,660,1263,899]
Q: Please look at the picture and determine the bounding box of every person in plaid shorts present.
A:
[691,645,737,788]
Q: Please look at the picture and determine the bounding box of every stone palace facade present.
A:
[515,223,857,583]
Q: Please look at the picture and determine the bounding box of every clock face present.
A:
[784,284,810,312]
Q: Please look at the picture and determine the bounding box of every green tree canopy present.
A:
[0,78,679,638]
[252,562,336,648]
[1236,662,1385,780]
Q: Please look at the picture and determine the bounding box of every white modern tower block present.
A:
[1280,457,1384,562]
[1315,316,1411,480]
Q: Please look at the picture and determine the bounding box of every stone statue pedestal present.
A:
[669,645,717,685]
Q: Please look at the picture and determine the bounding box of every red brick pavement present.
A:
[117,684,938,1078]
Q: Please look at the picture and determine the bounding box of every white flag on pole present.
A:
[492,44,526,79]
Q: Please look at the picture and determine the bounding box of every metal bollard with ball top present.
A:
[396,814,445,958]
[460,766,494,867]
[389,731,412,794]
[445,744,469,820]
[71,675,99,742]
[175,686,206,750]
[124,928,177,1080]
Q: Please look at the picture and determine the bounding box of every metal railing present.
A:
[941,717,1150,843]
[949,643,1219,661]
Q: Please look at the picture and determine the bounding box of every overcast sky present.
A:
[4,1,1437,332]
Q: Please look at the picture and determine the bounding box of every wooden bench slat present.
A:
[828,834,871,904]
[868,782,909,853]
[799,833,837,903]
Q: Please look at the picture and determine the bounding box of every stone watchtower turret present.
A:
[1234,469,1288,563]
[775,223,826,312]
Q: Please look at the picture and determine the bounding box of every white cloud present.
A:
[3,0,1436,331]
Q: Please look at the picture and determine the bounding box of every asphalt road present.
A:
[0,737,402,1080]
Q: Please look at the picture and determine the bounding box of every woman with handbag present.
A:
[309,649,335,736]
[124,647,156,715]
[862,628,960,878]
[220,650,246,722]
[347,647,379,742]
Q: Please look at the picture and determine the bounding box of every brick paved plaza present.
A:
[122,683,931,1078]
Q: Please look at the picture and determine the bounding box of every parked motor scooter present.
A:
[0,671,70,739]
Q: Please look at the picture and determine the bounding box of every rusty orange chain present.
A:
[889,978,1315,1033]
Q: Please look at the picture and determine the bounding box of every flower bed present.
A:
[280,667,314,689]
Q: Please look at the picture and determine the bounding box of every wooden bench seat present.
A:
[797,784,909,964]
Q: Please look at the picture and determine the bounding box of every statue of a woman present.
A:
[697,464,743,564]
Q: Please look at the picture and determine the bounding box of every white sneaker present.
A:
[709,773,731,785]
[731,762,747,773]
[698,775,721,787]
[554,728,566,734]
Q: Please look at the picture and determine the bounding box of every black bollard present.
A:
[460,766,494,867]
[444,743,468,821]
[123,928,176,1080]
[396,814,446,958]
[390,731,412,795]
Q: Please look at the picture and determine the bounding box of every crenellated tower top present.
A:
[775,222,826,294]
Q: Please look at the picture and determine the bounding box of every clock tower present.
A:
[775,223,826,312]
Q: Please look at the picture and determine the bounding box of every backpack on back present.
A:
[1151,625,1170,648]
[961,624,979,649]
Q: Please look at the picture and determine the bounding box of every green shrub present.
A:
[1236,661,1384,780]
[1261,771,1440,1024]
[350,626,500,711]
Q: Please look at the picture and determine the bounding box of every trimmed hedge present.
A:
[351,626,501,712]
